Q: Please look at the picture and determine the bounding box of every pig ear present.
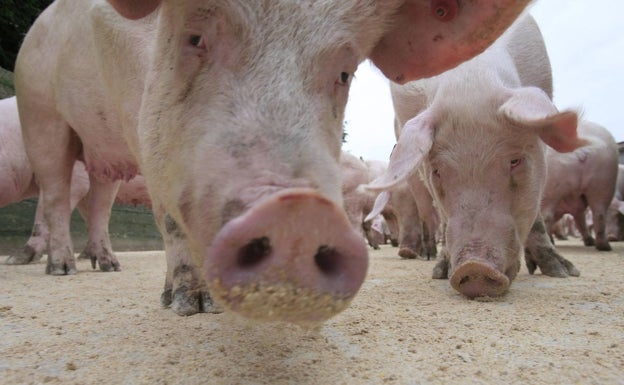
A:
[499,87,589,153]
[364,191,391,222]
[371,0,531,83]
[106,0,160,19]
[365,113,434,191]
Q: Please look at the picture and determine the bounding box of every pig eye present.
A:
[188,34,205,49]
[336,72,351,86]
[510,158,523,170]
[433,169,441,178]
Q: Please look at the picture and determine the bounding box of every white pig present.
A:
[15,0,531,323]
[0,96,152,264]
[541,120,619,251]
[367,15,586,298]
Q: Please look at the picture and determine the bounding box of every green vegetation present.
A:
[0,199,162,255]
[0,0,53,71]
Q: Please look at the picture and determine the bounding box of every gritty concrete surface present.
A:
[1,238,623,385]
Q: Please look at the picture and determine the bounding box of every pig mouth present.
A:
[205,188,368,325]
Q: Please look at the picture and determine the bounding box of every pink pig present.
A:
[367,15,585,298]
[1,96,151,264]
[15,0,531,322]
[541,120,619,251]
[0,96,90,263]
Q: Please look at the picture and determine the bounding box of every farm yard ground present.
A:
[1,238,623,385]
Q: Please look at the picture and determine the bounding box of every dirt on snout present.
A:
[1,238,623,385]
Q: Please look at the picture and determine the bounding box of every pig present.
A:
[606,165,624,241]
[366,14,585,299]
[341,153,401,250]
[0,96,90,263]
[541,120,619,251]
[340,151,371,238]
[364,160,399,247]
[0,96,152,264]
[373,175,439,260]
[364,214,388,249]
[551,213,577,241]
[15,0,531,323]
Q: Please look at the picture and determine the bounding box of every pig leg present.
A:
[24,121,78,275]
[362,221,380,250]
[5,158,87,265]
[432,223,449,279]
[409,173,437,260]
[382,211,400,247]
[391,185,423,259]
[78,178,121,272]
[524,216,580,277]
[586,194,613,251]
[157,212,221,316]
[569,207,595,248]
[5,191,48,264]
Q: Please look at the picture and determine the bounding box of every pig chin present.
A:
[203,187,369,326]
[448,240,522,299]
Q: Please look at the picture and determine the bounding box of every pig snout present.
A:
[205,188,368,324]
[448,244,520,299]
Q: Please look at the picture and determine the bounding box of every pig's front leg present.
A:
[524,216,580,277]
[158,213,222,316]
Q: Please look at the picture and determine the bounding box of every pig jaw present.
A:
[205,188,368,325]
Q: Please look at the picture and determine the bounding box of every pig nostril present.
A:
[314,245,340,275]
[237,236,272,268]
[459,275,470,285]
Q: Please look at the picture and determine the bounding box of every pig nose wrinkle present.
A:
[237,236,272,268]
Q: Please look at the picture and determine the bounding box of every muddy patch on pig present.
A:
[1,239,623,384]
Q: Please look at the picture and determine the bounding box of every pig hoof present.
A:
[98,259,122,272]
[596,243,612,251]
[432,258,449,279]
[45,261,77,275]
[583,237,595,247]
[169,286,222,316]
[5,245,43,265]
[391,239,399,247]
[450,261,509,299]
[398,248,418,259]
[423,246,437,261]
[161,288,173,307]
[525,246,580,278]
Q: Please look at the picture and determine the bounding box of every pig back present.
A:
[502,14,553,97]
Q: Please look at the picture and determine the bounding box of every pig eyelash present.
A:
[510,158,523,170]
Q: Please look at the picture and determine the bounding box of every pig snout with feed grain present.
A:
[366,15,586,299]
[15,0,531,323]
